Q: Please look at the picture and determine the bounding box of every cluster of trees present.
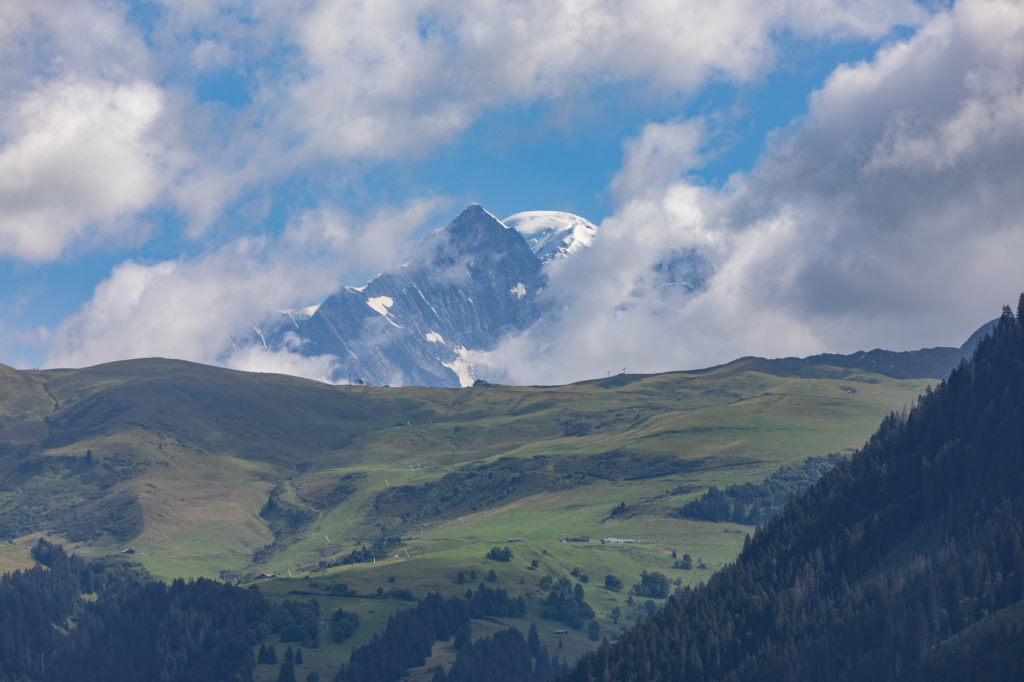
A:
[540,577,595,629]
[486,546,514,562]
[262,646,305,682]
[630,571,670,599]
[49,577,267,682]
[565,300,1024,681]
[329,607,360,643]
[264,599,319,646]
[467,583,526,618]
[0,540,268,681]
[0,541,88,680]
[603,574,623,591]
[336,592,469,682]
[431,626,560,682]
[331,582,551,682]
[674,452,841,526]
[328,532,402,567]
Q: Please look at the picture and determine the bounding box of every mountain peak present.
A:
[503,210,597,262]
[452,203,503,228]
[281,204,544,387]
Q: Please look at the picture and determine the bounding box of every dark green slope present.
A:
[566,304,1024,681]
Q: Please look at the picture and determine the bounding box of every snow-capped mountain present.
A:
[245,205,606,387]
[266,204,546,387]
[503,210,597,262]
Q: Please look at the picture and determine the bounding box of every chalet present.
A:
[508,537,525,543]
[601,538,637,544]
[565,535,590,543]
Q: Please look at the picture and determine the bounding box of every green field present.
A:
[0,356,938,676]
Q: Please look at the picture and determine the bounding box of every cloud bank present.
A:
[475,0,1024,385]
[1,0,921,262]
[13,0,1022,388]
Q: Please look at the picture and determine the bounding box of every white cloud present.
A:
[44,199,447,370]
[222,346,342,384]
[0,0,925,262]
[611,119,706,200]
[281,0,925,162]
[0,78,169,262]
[0,1,195,263]
[475,0,1024,385]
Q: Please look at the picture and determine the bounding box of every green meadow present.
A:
[0,356,937,675]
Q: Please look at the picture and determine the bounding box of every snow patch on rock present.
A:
[443,347,476,387]
[366,296,394,316]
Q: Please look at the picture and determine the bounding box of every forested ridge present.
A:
[565,299,1024,681]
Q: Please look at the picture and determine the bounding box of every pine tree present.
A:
[528,622,541,658]
[277,660,296,682]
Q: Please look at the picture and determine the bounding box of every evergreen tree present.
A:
[527,623,541,658]
[277,660,296,682]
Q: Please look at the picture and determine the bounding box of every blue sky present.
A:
[2,1,1023,383]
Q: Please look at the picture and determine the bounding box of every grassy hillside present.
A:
[0,357,931,580]
[0,356,943,678]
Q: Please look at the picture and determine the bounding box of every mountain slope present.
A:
[566,301,1024,681]
[0,353,934,579]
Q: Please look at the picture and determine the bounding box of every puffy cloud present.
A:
[44,198,447,371]
[0,1,188,263]
[222,346,342,385]
[1,0,924,262]
[476,0,1024,385]
[281,0,925,161]
[0,78,169,262]
[610,119,706,200]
